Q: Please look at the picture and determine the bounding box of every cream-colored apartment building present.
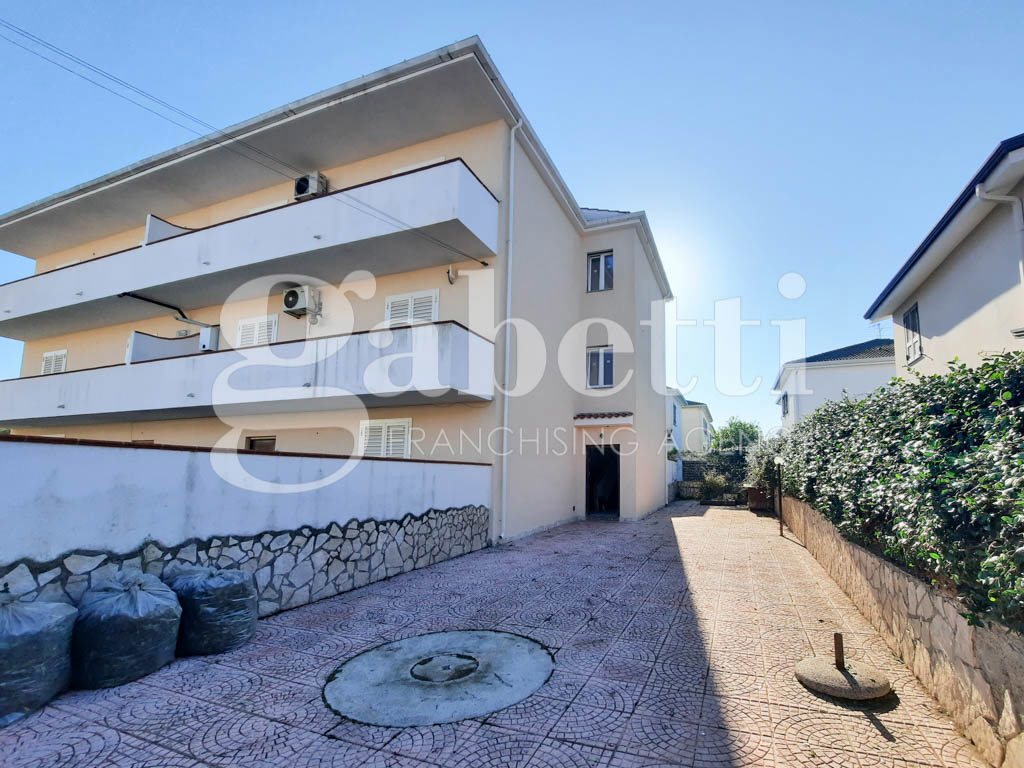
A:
[0,38,673,541]
[866,131,1024,373]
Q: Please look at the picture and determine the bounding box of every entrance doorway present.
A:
[586,444,620,518]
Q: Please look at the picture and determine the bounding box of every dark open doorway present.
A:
[586,444,620,518]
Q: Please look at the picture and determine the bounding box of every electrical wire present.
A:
[0,17,487,265]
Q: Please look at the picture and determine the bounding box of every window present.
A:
[40,349,68,375]
[903,304,923,362]
[781,393,789,417]
[587,251,614,292]
[359,418,412,459]
[587,346,614,388]
[246,436,277,452]
[385,289,438,326]
[673,406,677,427]
[237,315,278,348]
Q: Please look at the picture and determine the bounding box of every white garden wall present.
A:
[0,436,490,563]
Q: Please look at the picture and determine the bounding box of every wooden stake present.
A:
[834,632,845,670]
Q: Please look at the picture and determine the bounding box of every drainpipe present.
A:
[975,184,1024,284]
[500,119,523,542]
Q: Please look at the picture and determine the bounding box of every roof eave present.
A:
[0,36,497,232]
[865,134,1024,321]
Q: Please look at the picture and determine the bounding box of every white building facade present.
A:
[774,339,897,431]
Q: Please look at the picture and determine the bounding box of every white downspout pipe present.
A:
[500,119,522,542]
[975,184,1024,285]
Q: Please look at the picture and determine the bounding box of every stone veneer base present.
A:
[0,506,490,618]
[782,496,1024,768]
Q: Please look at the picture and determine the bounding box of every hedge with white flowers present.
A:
[765,353,1024,630]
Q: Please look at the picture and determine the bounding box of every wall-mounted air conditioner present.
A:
[283,286,320,319]
[293,172,328,201]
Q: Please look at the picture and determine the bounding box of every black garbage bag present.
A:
[72,570,181,689]
[167,568,257,656]
[0,593,78,727]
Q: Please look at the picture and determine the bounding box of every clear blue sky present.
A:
[1,1,1022,430]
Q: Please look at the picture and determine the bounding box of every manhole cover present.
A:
[323,630,554,726]
[410,653,480,682]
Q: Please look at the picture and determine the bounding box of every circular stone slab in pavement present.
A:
[323,630,555,726]
[794,657,891,700]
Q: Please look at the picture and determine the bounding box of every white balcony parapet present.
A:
[0,321,493,427]
[0,159,499,340]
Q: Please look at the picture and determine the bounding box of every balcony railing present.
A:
[0,321,493,427]
[0,159,498,340]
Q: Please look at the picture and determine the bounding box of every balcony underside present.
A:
[2,389,484,428]
[0,160,498,341]
[0,322,493,427]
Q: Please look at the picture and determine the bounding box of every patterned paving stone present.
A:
[540,670,590,703]
[549,702,630,749]
[482,697,569,737]
[1,503,987,768]
[616,714,699,762]
[447,726,544,768]
[633,682,703,722]
[385,720,482,763]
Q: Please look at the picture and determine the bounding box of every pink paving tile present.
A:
[2,503,987,768]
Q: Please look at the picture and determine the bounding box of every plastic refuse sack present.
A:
[72,570,181,689]
[167,568,257,656]
[0,593,78,727]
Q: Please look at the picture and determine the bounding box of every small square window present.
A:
[41,349,68,375]
[586,251,613,292]
[587,346,614,388]
[359,418,412,459]
[247,436,277,452]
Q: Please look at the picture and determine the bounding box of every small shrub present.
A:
[699,472,728,501]
[745,437,782,492]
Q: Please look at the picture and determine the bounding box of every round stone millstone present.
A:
[322,630,554,726]
[794,656,891,700]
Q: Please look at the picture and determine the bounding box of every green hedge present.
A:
[773,352,1024,630]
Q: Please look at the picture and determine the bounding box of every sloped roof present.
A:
[865,131,1024,321]
[786,338,894,366]
[580,207,633,224]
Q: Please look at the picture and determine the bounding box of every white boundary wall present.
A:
[0,439,491,564]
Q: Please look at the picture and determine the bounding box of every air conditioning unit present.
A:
[293,172,328,200]
[283,286,319,318]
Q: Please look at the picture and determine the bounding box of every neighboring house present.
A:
[667,388,715,455]
[866,132,1024,374]
[0,37,672,540]
[773,339,897,430]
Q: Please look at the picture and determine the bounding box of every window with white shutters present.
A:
[236,315,278,347]
[385,290,438,326]
[40,349,68,375]
[359,418,412,459]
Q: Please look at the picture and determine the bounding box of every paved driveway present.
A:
[2,503,985,767]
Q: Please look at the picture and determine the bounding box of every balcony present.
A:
[0,321,493,427]
[0,160,498,341]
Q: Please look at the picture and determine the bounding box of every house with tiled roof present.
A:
[772,339,896,430]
